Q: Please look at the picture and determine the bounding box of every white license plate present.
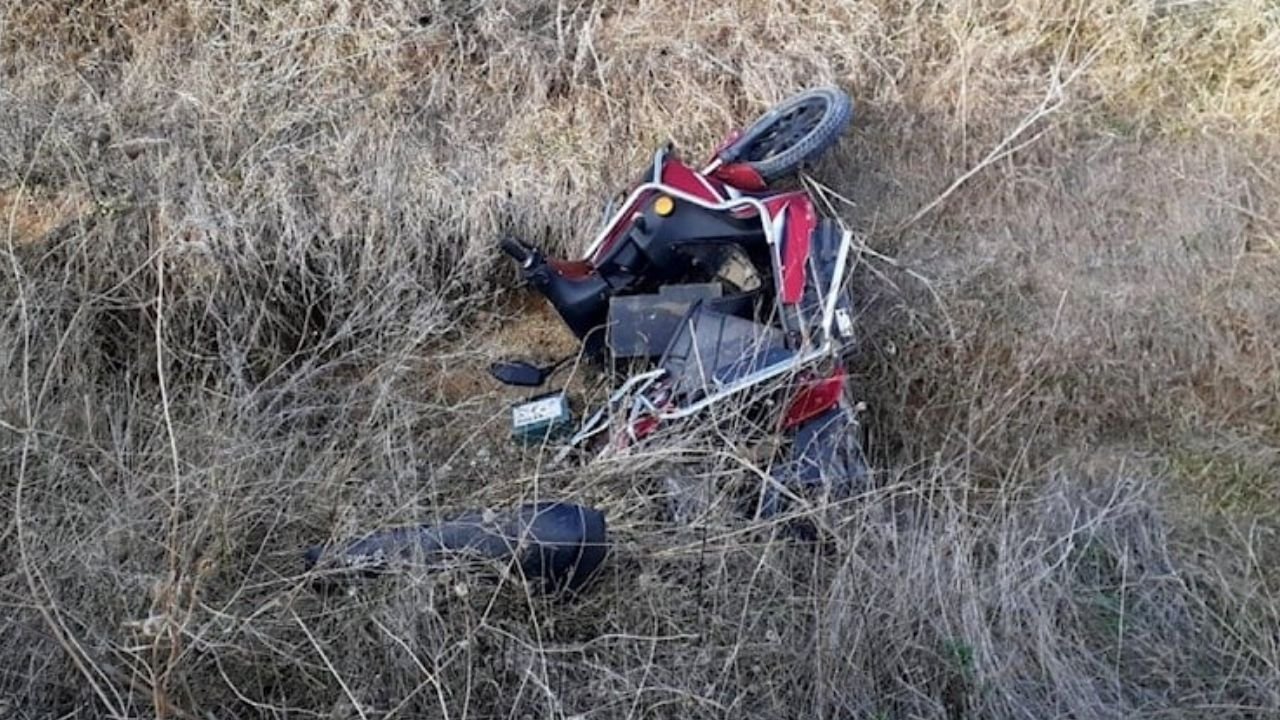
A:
[513,395,567,427]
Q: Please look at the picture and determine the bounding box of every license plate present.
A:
[513,394,568,428]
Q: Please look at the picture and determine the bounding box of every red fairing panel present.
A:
[661,158,725,203]
[762,192,798,218]
[762,193,814,305]
[710,162,767,192]
[589,159,723,265]
[783,366,847,429]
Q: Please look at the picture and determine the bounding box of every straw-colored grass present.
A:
[3,1,1278,717]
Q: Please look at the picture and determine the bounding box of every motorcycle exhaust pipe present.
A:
[303,501,609,595]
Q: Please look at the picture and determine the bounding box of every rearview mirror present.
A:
[489,360,550,387]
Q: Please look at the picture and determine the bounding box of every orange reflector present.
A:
[654,196,675,216]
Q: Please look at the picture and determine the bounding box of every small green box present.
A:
[511,391,574,443]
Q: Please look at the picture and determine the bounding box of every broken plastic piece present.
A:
[760,405,868,519]
[659,301,790,397]
[606,283,723,359]
[304,501,609,595]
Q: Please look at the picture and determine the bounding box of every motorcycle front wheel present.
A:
[719,86,853,183]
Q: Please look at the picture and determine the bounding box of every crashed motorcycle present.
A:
[494,86,869,520]
[301,87,864,593]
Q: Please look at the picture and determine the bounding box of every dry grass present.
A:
[3,0,1279,717]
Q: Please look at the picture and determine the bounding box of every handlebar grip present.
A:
[499,236,535,265]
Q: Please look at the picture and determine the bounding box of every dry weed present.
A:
[2,1,1278,718]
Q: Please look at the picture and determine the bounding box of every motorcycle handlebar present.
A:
[499,236,536,265]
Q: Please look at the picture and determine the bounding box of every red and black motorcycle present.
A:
[495,86,868,520]
[302,89,866,592]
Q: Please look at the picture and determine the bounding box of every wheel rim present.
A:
[739,96,830,162]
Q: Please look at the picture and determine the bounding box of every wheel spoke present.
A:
[737,96,834,160]
[741,96,829,162]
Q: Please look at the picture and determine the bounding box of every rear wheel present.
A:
[719,86,853,183]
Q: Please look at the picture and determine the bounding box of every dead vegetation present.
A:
[2,0,1279,718]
